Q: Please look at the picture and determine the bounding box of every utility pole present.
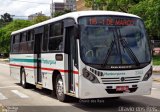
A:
[51,0,53,18]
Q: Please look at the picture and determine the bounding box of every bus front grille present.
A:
[101,76,141,84]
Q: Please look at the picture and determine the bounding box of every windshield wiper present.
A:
[101,40,115,67]
[118,29,140,66]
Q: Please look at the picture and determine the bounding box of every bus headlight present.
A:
[142,67,152,81]
[82,68,99,83]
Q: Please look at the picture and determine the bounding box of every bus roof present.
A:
[11,11,140,35]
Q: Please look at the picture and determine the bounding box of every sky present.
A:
[0,0,64,19]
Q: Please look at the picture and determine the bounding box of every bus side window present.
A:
[11,35,15,53]
[19,32,27,53]
[42,25,49,52]
[48,21,64,51]
[20,32,26,42]
[27,30,34,53]
[12,34,20,53]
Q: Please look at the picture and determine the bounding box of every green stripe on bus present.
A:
[10,58,37,63]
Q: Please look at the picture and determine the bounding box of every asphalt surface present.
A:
[0,63,160,112]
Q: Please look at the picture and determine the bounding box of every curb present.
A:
[153,78,160,82]
[153,66,160,72]
[0,59,9,64]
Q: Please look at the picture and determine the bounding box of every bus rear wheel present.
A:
[20,68,28,88]
[56,75,68,102]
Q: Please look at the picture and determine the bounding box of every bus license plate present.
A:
[116,86,129,91]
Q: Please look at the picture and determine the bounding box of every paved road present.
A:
[153,72,160,82]
[0,63,160,112]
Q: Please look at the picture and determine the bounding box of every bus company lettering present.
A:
[104,72,125,76]
[41,59,56,65]
[111,66,132,69]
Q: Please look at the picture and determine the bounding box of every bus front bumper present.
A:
[79,78,152,99]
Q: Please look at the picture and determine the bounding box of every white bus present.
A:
[10,11,152,102]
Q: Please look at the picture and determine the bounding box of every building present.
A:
[76,0,91,11]
[50,2,65,16]
[64,0,76,11]
[28,12,45,20]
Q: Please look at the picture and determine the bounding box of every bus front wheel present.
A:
[56,75,68,102]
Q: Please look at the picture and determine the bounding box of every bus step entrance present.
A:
[67,92,75,97]
[36,83,43,89]
[69,90,75,93]
[69,84,75,93]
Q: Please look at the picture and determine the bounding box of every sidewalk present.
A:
[0,58,9,64]
[153,73,160,82]
[152,66,160,83]
[153,66,160,72]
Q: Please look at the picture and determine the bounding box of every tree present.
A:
[1,13,13,23]
[32,15,50,24]
[0,13,13,28]
[85,0,107,10]
[0,20,33,53]
[106,0,142,12]
[85,0,142,11]
[129,0,160,39]
[0,19,4,28]
[84,0,160,39]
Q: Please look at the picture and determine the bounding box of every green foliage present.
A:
[129,0,160,39]
[0,13,51,54]
[84,0,160,39]
[85,0,107,10]
[0,20,33,53]
[32,16,50,24]
[85,0,142,11]
[0,13,13,28]
[105,0,142,12]
[0,20,5,28]
[153,55,160,65]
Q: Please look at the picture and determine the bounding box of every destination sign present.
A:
[88,17,135,26]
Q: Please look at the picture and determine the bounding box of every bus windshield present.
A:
[78,16,151,66]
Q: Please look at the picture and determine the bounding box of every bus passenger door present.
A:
[34,33,42,84]
[65,26,78,93]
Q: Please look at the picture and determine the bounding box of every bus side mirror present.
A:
[74,24,80,39]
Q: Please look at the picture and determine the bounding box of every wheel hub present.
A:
[57,79,64,96]
[22,72,25,85]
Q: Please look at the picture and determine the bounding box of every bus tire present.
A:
[20,68,28,88]
[56,75,68,102]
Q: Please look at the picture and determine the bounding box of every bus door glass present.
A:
[65,26,75,92]
[34,27,44,83]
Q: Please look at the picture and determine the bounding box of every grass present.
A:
[153,55,160,65]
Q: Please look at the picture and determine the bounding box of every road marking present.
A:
[152,88,157,90]
[11,90,29,98]
[0,92,8,100]
[0,86,19,89]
